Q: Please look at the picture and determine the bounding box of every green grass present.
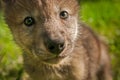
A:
[0,13,23,80]
[81,2,120,36]
[0,1,120,80]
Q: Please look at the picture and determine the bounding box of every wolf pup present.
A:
[2,0,112,80]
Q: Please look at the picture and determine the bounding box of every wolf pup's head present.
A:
[3,0,79,64]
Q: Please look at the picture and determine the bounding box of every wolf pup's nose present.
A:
[44,36,65,55]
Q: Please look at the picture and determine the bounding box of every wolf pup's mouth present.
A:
[43,56,65,64]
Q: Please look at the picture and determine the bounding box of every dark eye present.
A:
[24,17,35,27]
[60,11,69,19]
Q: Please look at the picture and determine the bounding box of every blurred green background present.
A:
[0,0,120,80]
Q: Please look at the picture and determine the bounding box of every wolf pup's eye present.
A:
[60,11,69,19]
[24,17,35,27]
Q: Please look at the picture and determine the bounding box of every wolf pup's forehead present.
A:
[3,0,79,17]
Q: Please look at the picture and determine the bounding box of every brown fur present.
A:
[2,0,112,80]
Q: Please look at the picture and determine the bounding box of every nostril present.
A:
[47,44,56,52]
[59,43,64,51]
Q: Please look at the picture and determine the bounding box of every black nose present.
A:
[44,37,65,55]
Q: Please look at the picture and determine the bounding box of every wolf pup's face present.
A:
[3,0,79,63]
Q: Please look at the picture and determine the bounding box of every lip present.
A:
[43,56,65,64]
